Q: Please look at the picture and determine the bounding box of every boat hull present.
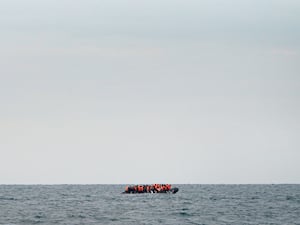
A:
[122,187,179,194]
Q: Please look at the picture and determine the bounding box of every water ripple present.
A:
[0,184,299,225]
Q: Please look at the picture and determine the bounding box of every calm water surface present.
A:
[0,184,299,224]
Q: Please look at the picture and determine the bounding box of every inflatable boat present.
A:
[122,184,179,194]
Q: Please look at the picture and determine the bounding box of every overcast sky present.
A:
[0,0,299,184]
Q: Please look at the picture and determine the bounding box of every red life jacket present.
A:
[166,184,171,190]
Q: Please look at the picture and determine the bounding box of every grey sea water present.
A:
[0,184,299,225]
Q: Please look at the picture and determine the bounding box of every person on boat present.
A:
[146,185,150,193]
[132,185,137,193]
[154,184,161,192]
[137,185,143,193]
[149,185,154,193]
[166,184,171,191]
[124,184,174,193]
[125,186,130,193]
[124,186,132,193]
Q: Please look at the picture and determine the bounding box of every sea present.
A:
[0,184,299,225]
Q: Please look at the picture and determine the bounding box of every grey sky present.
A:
[0,0,299,184]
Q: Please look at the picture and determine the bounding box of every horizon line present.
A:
[0,183,299,185]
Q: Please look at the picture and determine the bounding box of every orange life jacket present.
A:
[138,185,143,192]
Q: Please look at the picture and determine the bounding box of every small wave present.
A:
[34,215,43,219]
[183,201,193,205]
[179,211,192,216]
[251,196,259,200]
[209,196,217,201]
[0,196,17,201]
[68,214,86,219]
[286,195,300,203]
